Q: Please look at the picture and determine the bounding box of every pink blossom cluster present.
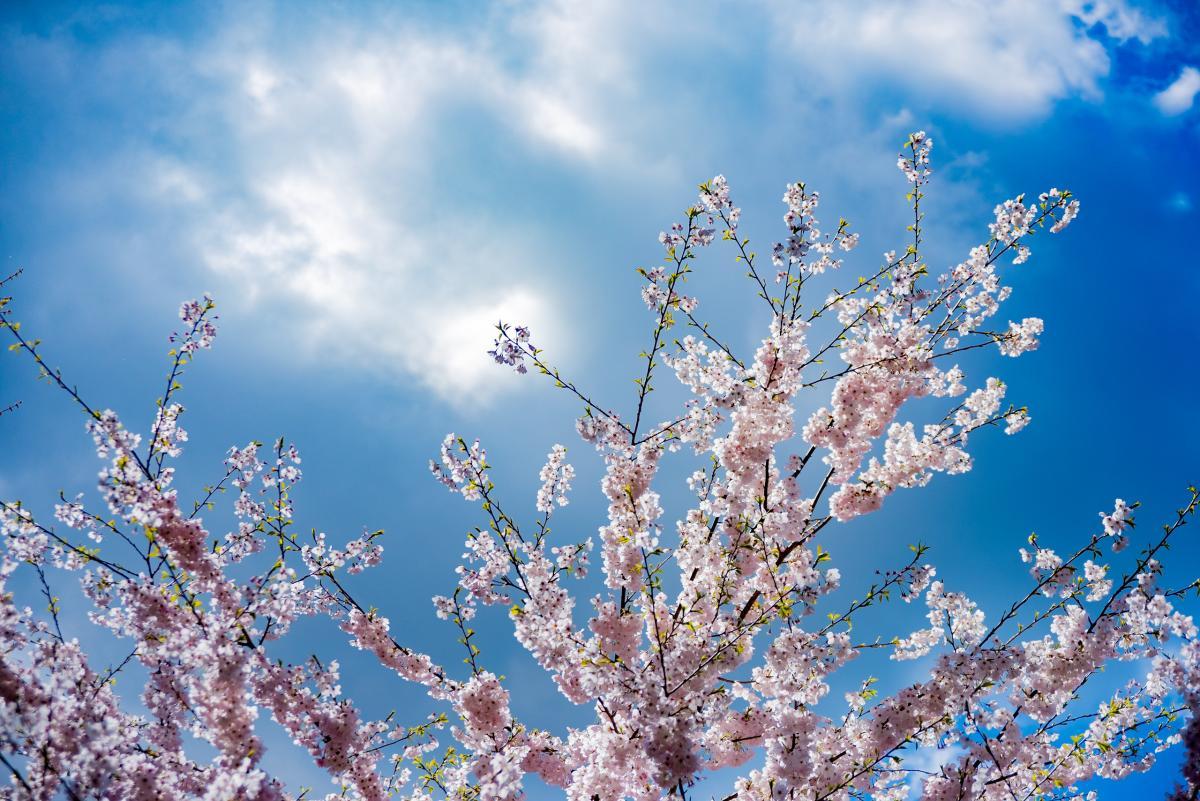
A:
[0,133,1196,801]
[536,445,575,514]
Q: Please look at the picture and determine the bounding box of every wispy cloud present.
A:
[55,3,709,404]
[767,0,1164,119]
[1154,65,1200,115]
[1,0,1173,406]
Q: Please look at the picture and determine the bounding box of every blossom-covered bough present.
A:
[1,133,1197,801]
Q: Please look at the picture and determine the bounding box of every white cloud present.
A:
[7,2,706,408]
[1154,66,1200,116]
[12,0,1165,407]
[768,0,1165,119]
[1068,0,1167,44]
[138,16,618,405]
[131,2,726,406]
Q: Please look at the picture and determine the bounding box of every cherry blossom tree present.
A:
[1,133,1197,801]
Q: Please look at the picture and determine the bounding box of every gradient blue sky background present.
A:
[1,1,1198,798]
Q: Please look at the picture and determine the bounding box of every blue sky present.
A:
[1,1,1198,798]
